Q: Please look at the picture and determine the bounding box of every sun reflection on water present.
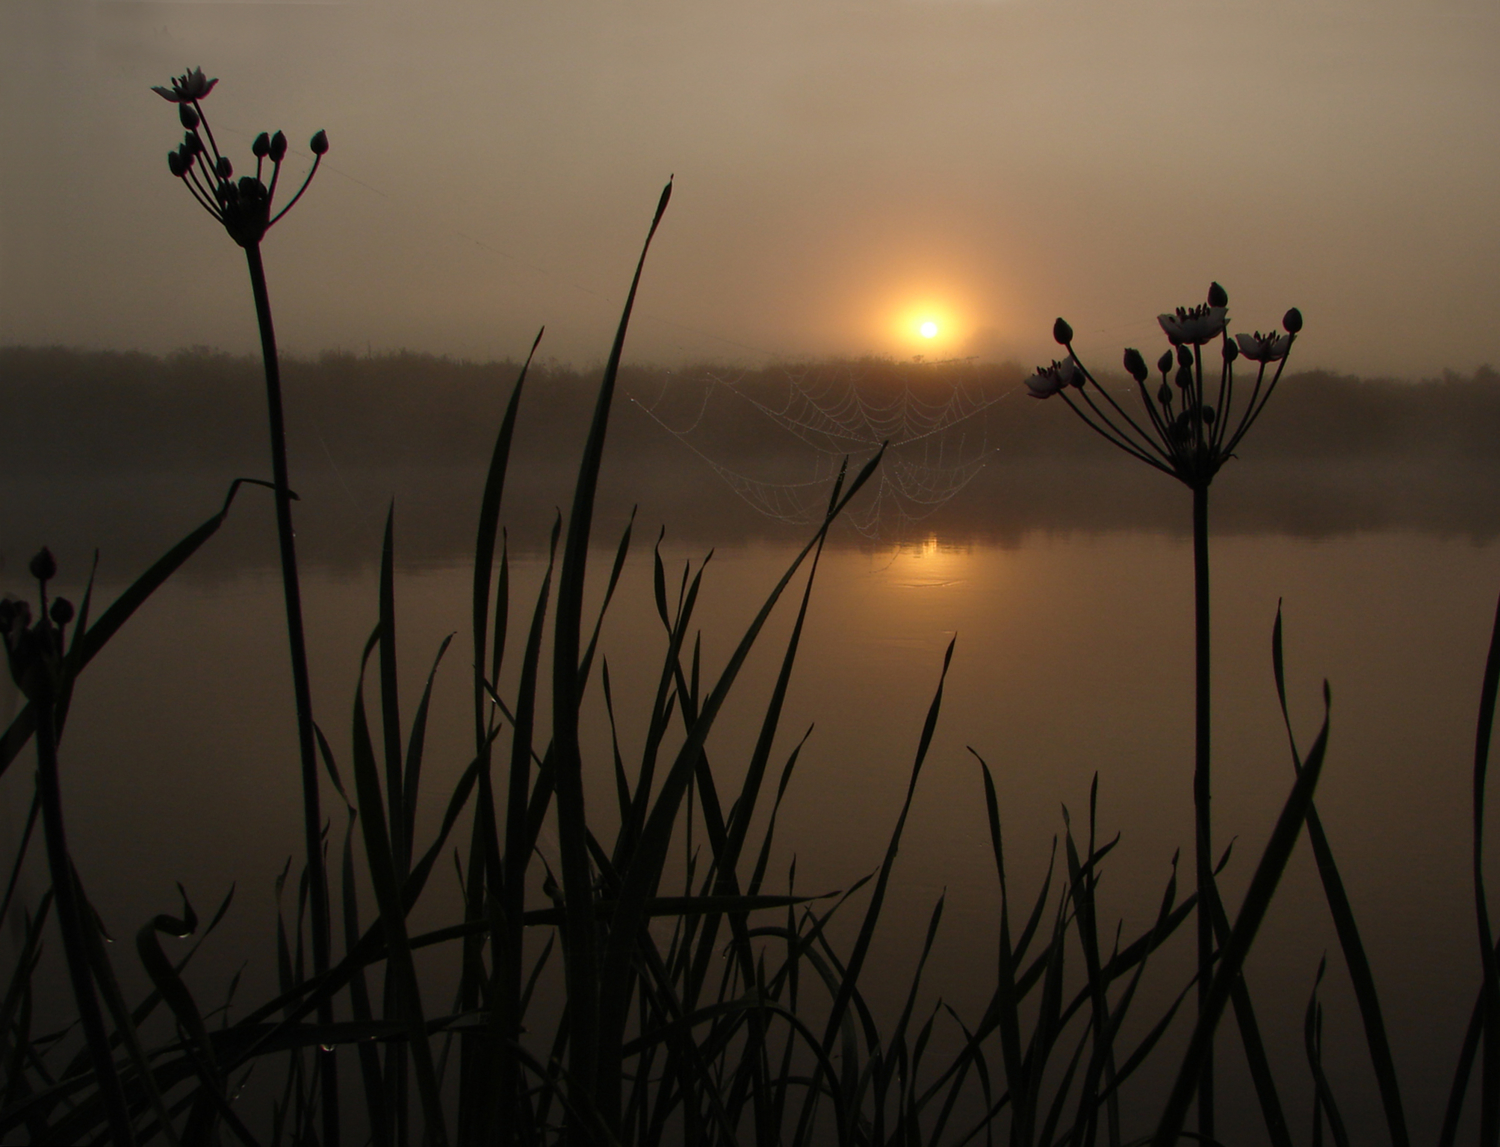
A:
[879,532,974,590]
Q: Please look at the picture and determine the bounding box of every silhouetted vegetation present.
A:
[5,346,1500,476]
[4,69,1500,1146]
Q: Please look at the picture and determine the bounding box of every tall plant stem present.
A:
[34,697,136,1147]
[1192,480,1214,1141]
[244,242,338,1145]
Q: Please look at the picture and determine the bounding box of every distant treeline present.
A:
[4,345,1499,475]
[5,346,1500,572]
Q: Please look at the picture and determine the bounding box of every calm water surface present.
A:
[3,511,1496,1140]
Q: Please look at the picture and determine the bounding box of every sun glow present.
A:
[890,301,963,358]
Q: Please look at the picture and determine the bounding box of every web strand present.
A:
[632,360,1023,540]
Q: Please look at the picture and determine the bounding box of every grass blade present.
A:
[551,182,672,1127]
[378,505,407,880]
[350,640,449,1147]
[1471,587,1500,1145]
[1304,957,1352,1147]
[473,328,543,761]
[1154,683,1331,1146]
[403,633,454,864]
[1273,605,1404,1147]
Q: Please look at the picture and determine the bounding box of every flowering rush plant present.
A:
[155,66,329,248]
[1028,283,1303,1140]
[1027,282,1302,488]
[153,72,339,1131]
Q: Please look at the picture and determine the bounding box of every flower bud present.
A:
[1123,348,1148,383]
[1175,363,1194,389]
[184,132,202,155]
[269,131,288,163]
[310,129,329,156]
[239,176,265,202]
[1202,405,1216,425]
[1157,350,1174,375]
[167,150,186,177]
[215,155,233,181]
[178,103,200,130]
[1052,317,1073,346]
[1222,337,1239,362]
[1207,281,1228,308]
[1176,344,1194,368]
[29,548,56,583]
[1283,307,1303,334]
[50,598,74,627]
[253,132,271,159]
[1157,382,1173,405]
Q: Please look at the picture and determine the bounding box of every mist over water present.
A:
[6,348,1500,576]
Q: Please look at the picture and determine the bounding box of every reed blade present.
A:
[473,328,543,760]
[1471,587,1500,1145]
[1154,685,1331,1146]
[1304,957,1353,1147]
[551,183,672,1128]
[1273,605,1404,1147]
[379,505,406,876]
[350,642,449,1147]
[403,634,454,863]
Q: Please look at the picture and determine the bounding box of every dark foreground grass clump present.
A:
[1,74,1499,1147]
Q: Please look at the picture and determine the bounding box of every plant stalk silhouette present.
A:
[154,66,339,1147]
[1028,283,1301,1139]
[2,553,136,1146]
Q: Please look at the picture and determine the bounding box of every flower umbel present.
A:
[155,69,328,248]
[1032,283,1301,487]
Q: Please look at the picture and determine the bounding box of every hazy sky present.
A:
[3,0,1498,375]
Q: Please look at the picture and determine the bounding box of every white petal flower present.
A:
[152,67,218,104]
[1025,367,1062,399]
[1158,304,1228,346]
[1026,358,1082,399]
[1234,331,1293,363]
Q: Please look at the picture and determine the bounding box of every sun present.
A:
[888,301,962,355]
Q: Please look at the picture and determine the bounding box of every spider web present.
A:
[631,360,1023,539]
